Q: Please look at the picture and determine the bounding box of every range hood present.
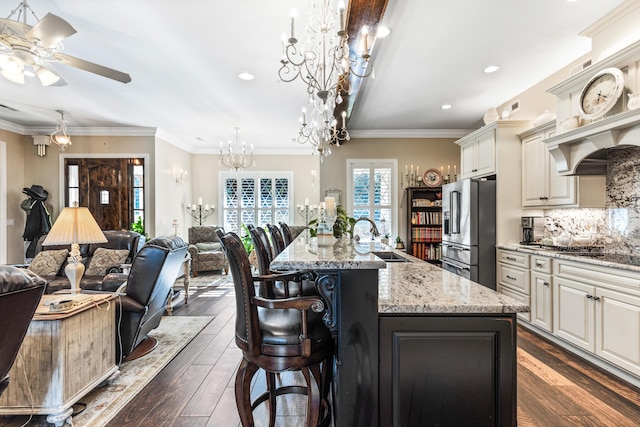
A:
[544,109,640,175]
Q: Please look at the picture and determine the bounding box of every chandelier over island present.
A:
[279,0,373,159]
[218,127,255,171]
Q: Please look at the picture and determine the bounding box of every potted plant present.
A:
[395,236,405,250]
[130,217,149,239]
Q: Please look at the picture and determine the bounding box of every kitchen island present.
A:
[271,237,528,426]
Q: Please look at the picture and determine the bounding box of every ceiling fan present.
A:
[0,0,131,86]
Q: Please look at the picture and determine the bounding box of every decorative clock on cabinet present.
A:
[578,67,625,121]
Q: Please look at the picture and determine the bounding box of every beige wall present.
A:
[320,137,460,241]
[1,130,27,263]
[154,137,192,238]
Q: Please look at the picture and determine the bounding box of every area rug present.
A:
[0,316,213,427]
[184,272,230,289]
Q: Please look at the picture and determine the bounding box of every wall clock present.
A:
[578,67,625,121]
[423,168,442,187]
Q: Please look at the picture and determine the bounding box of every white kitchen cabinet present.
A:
[553,275,595,352]
[460,129,495,178]
[457,121,531,245]
[531,271,553,332]
[496,249,530,321]
[595,288,640,377]
[519,121,605,208]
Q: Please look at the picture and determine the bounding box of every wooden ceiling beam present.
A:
[334,0,389,133]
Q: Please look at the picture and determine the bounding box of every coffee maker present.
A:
[521,216,544,244]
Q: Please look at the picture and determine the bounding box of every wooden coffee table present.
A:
[0,294,118,426]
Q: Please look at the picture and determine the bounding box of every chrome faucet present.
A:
[352,217,380,238]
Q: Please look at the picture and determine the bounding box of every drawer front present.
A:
[531,255,552,274]
[498,264,530,294]
[554,259,640,294]
[497,249,530,268]
[498,285,531,322]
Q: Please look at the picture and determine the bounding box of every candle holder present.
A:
[297,203,318,242]
[186,204,214,226]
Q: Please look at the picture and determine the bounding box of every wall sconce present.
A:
[176,169,188,184]
[32,135,50,157]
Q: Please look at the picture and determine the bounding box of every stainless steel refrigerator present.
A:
[441,178,496,289]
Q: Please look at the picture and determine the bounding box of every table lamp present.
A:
[42,204,107,294]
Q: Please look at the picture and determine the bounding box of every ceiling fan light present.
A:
[35,65,60,86]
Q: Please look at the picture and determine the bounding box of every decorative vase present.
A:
[483,107,500,125]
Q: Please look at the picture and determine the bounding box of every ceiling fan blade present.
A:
[26,13,76,47]
[53,52,131,83]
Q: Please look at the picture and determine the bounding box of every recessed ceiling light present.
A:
[441,104,452,110]
[376,26,391,38]
[483,65,501,74]
[238,72,254,81]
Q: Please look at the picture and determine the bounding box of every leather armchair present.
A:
[188,226,228,276]
[0,266,46,396]
[117,235,189,362]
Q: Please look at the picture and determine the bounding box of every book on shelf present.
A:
[411,211,442,225]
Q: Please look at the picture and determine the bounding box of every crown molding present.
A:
[349,128,475,139]
[579,0,640,38]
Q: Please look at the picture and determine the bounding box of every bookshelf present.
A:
[406,187,442,264]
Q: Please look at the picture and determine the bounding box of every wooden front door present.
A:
[65,158,140,230]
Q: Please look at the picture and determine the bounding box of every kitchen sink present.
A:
[372,251,411,262]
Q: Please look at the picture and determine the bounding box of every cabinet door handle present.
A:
[543,281,550,286]
[506,275,517,281]
[586,294,593,299]
[506,256,517,261]
[594,296,601,302]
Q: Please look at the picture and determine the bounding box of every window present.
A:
[220,171,293,234]
[347,160,397,240]
[132,164,144,224]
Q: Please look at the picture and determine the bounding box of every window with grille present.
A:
[220,172,293,234]
[347,160,397,240]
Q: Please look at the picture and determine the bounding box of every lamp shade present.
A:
[43,206,107,245]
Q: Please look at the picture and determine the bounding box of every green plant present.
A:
[240,223,254,254]
[395,236,403,244]
[130,217,148,238]
[307,205,356,239]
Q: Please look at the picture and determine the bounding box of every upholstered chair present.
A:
[117,236,189,361]
[266,223,286,255]
[187,226,229,276]
[220,233,333,426]
[0,266,46,396]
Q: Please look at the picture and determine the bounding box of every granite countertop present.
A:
[498,244,640,273]
[271,236,529,315]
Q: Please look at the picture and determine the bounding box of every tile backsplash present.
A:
[544,146,640,254]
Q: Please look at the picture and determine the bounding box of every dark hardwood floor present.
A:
[106,275,640,426]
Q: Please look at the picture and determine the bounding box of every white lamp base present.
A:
[65,260,85,294]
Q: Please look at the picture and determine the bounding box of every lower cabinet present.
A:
[530,270,553,332]
[379,315,517,427]
[553,275,595,351]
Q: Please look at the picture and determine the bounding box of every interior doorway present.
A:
[64,158,145,230]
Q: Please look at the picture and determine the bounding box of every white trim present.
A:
[349,129,474,139]
[346,159,398,239]
[0,141,6,263]
[58,154,150,226]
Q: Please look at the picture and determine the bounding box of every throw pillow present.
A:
[195,242,222,252]
[85,248,130,276]
[28,249,69,276]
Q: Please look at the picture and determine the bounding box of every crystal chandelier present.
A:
[279,0,373,156]
[298,99,350,163]
[49,110,72,150]
[218,127,255,171]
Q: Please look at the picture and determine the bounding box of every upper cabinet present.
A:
[459,128,496,179]
[457,120,530,180]
[456,120,530,244]
[520,121,605,208]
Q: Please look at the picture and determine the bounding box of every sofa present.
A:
[188,226,228,276]
[27,230,146,293]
